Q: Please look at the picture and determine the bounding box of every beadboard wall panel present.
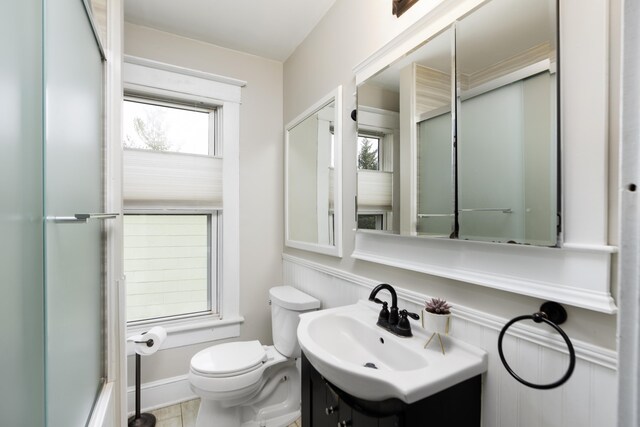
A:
[283,255,617,427]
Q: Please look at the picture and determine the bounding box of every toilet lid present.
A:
[191,340,267,377]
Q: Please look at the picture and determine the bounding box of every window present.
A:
[123,99,213,155]
[357,214,385,230]
[357,132,390,230]
[357,135,380,170]
[123,96,220,324]
[124,214,216,322]
[123,56,243,345]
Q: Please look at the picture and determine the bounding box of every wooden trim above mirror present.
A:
[393,0,420,17]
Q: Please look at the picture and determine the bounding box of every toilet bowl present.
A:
[188,286,320,427]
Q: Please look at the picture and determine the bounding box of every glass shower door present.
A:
[44,0,105,425]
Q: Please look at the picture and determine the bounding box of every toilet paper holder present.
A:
[132,337,154,347]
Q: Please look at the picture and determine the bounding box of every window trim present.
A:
[123,55,245,348]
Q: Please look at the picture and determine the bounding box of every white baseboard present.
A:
[127,374,197,415]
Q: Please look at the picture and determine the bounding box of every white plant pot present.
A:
[422,310,451,335]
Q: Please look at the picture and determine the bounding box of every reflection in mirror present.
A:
[415,28,454,237]
[356,0,558,247]
[356,28,453,235]
[285,87,342,256]
[456,0,557,245]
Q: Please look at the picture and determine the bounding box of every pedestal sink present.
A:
[297,299,488,403]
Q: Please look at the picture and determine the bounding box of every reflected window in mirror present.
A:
[358,135,380,171]
[355,0,558,247]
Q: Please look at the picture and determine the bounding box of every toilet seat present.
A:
[191,340,267,378]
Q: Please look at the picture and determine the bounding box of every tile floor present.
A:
[148,399,301,427]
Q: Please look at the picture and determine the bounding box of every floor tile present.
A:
[181,399,200,427]
[155,416,183,427]
[150,403,182,421]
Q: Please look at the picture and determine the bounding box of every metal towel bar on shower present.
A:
[47,213,120,223]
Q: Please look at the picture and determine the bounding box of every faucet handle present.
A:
[394,309,419,337]
[401,309,420,320]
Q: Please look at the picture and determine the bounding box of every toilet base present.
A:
[193,357,301,427]
[127,413,156,427]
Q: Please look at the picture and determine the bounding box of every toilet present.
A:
[188,286,320,427]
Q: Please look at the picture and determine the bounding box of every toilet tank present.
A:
[269,286,320,357]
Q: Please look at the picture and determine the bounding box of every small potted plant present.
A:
[422,298,452,354]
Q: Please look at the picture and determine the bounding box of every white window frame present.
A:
[123,55,245,350]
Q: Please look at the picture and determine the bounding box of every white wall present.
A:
[124,22,284,385]
[283,1,620,423]
[283,0,619,349]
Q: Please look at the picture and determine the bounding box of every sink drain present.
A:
[363,362,378,369]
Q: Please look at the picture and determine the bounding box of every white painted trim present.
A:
[126,316,243,354]
[124,56,243,104]
[123,60,246,348]
[126,375,196,415]
[102,0,125,425]
[617,0,640,423]
[88,382,116,427]
[284,86,343,257]
[358,106,400,132]
[124,54,247,88]
[352,231,617,313]
[460,59,552,101]
[282,254,617,370]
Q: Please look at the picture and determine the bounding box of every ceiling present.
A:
[124,0,337,62]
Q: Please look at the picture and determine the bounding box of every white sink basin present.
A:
[297,300,488,403]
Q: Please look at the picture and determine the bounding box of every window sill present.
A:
[126,315,244,355]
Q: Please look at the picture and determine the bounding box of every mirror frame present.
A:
[285,86,343,257]
[351,1,616,313]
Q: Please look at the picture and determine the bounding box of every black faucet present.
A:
[369,284,420,337]
[369,283,399,327]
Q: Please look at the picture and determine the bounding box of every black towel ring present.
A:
[497,301,576,390]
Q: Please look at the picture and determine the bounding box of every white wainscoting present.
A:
[127,375,196,415]
[283,254,617,427]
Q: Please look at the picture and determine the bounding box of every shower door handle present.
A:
[47,213,120,223]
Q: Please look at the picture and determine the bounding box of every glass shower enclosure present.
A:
[1,0,108,425]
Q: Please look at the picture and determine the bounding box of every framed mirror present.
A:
[356,0,558,247]
[285,86,342,257]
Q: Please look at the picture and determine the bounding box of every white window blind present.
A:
[357,170,393,211]
[123,149,223,209]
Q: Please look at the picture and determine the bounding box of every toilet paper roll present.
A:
[127,326,167,356]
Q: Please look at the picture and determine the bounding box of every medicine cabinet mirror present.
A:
[285,86,342,257]
[356,0,558,247]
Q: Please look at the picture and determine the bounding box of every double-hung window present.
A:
[123,98,220,323]
[123,56,243,346]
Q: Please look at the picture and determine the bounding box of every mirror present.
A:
[285,87,342,257]
[356,0,558,247]
[456,0,557,245]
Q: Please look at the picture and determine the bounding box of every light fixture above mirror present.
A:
[393,0,421,17]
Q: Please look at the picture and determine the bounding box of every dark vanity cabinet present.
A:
[301,353,482,426]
